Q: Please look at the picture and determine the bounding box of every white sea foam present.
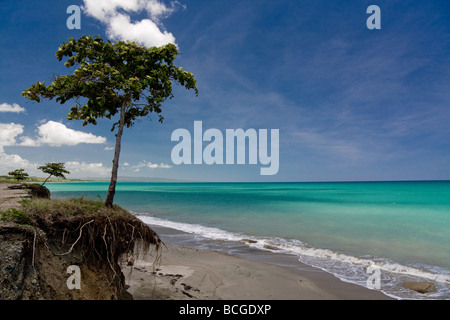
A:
[137,215,244,242]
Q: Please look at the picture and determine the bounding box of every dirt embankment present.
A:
[0,185,161,300]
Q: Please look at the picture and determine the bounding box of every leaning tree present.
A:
[38,162,71,186]
[23,35,198,207]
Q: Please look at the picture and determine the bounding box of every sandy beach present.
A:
[123,240,392,300]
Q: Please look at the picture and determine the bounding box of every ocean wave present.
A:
[137,215,245,242]
[135,213,450,300]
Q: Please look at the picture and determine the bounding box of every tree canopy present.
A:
[22,35,198,207]
[38,162,71,186]
[23,35,198,130]
[7,169,29,182]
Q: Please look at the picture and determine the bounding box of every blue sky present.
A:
[1,0,449,182]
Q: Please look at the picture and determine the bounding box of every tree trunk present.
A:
[41,174,52,186]
[105,100,127,207]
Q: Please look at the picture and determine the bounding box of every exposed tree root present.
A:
[8,197,163,299]
[53,219,94,256]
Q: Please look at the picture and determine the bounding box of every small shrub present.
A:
[26,184,51,199]
[0,208,32,225]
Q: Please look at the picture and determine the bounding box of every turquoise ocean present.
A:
[46,181,450,300]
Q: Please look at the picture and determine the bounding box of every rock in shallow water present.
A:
[403,281,437,294]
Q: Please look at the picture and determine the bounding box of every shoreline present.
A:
[0,183,393,300]
[124,224,393,300]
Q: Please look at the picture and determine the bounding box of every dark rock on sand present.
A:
[7,185,28,190]
[403,282,437,294]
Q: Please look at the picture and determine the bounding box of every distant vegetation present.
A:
[7,169,29,182]
[2,162,74,185]
[0,175,83,184]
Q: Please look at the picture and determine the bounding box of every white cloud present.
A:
[104,146,115,151]
[0,120,106,162]
[20,121,107,147]
[0,152,38,175]
[0,103,25,113]
[107,14,176,48]
[145,0,178,21]
[65,161,111,177]
[132,160,172,171]
[0,123,36,175]
[0,122,109,176]
[82,0,178,47]
[0,123,24,151]
[18,136,36,147]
